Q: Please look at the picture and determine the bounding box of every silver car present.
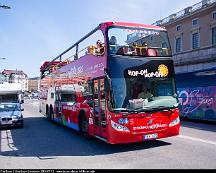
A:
[0,103,24,128]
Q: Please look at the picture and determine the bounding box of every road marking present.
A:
[179,135,216,146]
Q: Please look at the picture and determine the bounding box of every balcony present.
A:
[173,46,216,73]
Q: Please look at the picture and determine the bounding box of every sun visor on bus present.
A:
[108,57,175,79]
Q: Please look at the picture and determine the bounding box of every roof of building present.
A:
[2,69,28,77]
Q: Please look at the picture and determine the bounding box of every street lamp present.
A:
[0,5,11,9]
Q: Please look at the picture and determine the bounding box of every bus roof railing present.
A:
[41,24,102,73]
[40,22,165,75]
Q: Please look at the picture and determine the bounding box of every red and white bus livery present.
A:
[39,22,180,144]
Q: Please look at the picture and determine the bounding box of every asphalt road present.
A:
[0,99,216,169]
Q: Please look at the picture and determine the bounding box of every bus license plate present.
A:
[144,133,158,140]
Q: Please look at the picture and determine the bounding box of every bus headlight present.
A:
[169,117,180,127]
[111,120,130,132]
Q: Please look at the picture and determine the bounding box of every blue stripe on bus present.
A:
[66,121,79,131]
[53,117,79,131]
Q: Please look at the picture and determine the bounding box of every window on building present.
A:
[192,18,199,27]
[192,32,200,49]
[213,11,216,20]
[212,27,216,45]
[176,25,181,31]
[175,37,182,53]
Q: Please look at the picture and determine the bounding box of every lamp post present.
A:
[0,5,11,9]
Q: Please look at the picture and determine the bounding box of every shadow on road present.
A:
[1,116,171,158]
[180,119,216,132]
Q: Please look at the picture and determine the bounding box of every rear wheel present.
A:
[46,105,50,120]
[50,107,54,122]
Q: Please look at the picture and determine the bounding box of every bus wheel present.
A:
[79,116,90,138]
[50,107,54,122]
[46,106,50,121]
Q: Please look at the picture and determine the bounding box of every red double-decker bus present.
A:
[39,22,180,144]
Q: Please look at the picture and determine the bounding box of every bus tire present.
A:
[78,113,90,138]
[50,106,54,122]
[46,105,51,121]
[46,105,48,117]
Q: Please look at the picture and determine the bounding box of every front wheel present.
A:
[80,116,90,138]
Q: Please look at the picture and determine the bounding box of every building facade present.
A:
[28,77,40,92]
[2,69,28,92]
[153,0,216,122]
[154,0,216,73]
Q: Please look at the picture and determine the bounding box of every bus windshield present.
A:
[110,77,178,112]
[108,27,172,57]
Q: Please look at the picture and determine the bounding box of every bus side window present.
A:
[51,92,54,99]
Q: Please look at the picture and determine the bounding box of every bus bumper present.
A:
[108,124,180,144]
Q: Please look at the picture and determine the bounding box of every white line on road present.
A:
[179,135,216,146]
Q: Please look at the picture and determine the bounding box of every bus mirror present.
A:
[105,75,112,92]
[174,102,179,108]
[104,69,111,87]
[173,93,177,98]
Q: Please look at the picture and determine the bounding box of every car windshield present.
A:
[109,77,178,112]
[108,27,172,57]
[0,104,21,112]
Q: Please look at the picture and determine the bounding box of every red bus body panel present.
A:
[107,109,180,144]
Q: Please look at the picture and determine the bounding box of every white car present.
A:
[0,103,24,128]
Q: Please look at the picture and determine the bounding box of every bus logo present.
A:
[147,119,153,125]
[158,64,169,77]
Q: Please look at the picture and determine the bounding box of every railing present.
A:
[153,0,216,26]
[173,46,216,69]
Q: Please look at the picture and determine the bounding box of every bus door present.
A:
[93,78,107,139]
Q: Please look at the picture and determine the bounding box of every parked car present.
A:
[0,103,24,128]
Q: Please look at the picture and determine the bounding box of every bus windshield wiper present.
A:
[113,108,131,112]
[112,108,139,115]
[142,106,176,112]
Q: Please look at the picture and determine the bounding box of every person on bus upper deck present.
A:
[142,42,148,47]
[109,36,117,45]
[95,40,104,56]
[109,36,117,54]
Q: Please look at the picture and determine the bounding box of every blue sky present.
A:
[0,0,199,77]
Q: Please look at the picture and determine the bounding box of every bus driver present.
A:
[138,85,153,99]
